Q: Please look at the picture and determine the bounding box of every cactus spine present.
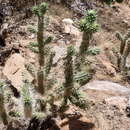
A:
[79,10,99,55]
[0,82,8,125]
[116,29,130,70]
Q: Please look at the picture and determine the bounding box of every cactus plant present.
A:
[28,2,54,94]
[32,2,48,94]
[79,10,99,55]
[116,29,130,70]
[25,3,56,117]
[60,45,87,112]
[61,46,74,110]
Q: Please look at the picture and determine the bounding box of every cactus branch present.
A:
[120,40,130,70]
[116,32,125,54]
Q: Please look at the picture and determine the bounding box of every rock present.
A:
[62,18,73,34]
[71,0,89,15]
[81,80,130,95]
[104,96,127,110]
[3,54,33,88]
[52,46,66,64]
[62,18,80,37]
[29,34,35,39]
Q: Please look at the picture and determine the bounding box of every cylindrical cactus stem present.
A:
[37,16,44,67]
[80,32,91,55]
[60,46,74,112]
[116,32,125,55]
[22,79,32,119]
[37,15,45,94]
[120,40,130,70]
[24,103,33,118]
[124,29,130,41]
[64,46,74,88]
[116,29,130,56]
[79,10,99,55]
[37,68,45,94]
[0,83,8,125]
[32,2,48,95]
[45,52,55,76]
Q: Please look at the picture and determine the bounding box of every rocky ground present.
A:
[1,0,130,130]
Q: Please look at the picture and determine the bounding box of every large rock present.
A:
[81,80,130,95]
[3,54,33,88]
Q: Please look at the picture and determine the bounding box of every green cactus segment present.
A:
[120,40,130,70]
[27,42,39,53]
[45,52,55,76]
[32,2,48,16]
[79,10,99,33]
[64,46,74,88]
[22,77,32,118]
[86,47,100,55]
[116,29,130,55]
[79,10,99,55]
[29,42,39,47]
[124,29,130,41]
[28,26,37,33]
[44,36,53,45]
[123,40,130,59]
[0,82,8,125]
[74,72,92,86]
[22,80,32,106]
[60,45,75,111]
[116,32,125,55]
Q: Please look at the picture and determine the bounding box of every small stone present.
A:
[62,18,80,37]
